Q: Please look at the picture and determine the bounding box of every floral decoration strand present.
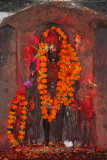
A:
[7,92,28,146]
[37,26,82,122]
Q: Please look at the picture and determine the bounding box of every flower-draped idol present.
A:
[7,26,82,146]
[37,26,82,122]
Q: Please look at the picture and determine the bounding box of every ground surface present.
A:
[0,146,107,160]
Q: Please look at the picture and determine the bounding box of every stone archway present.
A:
[0,2,107,149]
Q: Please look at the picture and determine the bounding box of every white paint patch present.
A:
[64,140,73,147]
[0,12,14,24]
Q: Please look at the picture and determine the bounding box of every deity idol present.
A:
[7,26,82,147]
[29,30,65,146]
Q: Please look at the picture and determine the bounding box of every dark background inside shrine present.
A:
[0,0,107,15]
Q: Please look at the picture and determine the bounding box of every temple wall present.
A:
[94,28,107,148]
[0,3,106,149]
[0,25,17,149]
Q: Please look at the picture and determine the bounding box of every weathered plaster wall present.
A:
[0,25,17,149]
[94,28,107,148]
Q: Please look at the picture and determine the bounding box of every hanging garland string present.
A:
[37,26,82,122]
[7,92,28,146]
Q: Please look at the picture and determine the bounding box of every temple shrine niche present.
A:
[0,2,107,150]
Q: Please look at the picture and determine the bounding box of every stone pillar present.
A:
[0,25,17,149]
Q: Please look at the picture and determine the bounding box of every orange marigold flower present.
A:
[21,115,27,120]
[46,29,50,34]
[12,99,18,104]
[40,62,47,67]
[16,95,21,100]
[56,86,62,91]
[42,68,47,72]
[7,124,13,129]
[39,68,47,74]
[23,106,27,110]
[40,95,46,100]
[68,99,72,104]
[69,87,75,92]
[41,106,47,109]
[10,139,15,143]
[51,110,57,115]
[56,92,62,97]
[41,79,47,83]
[41,100,47,105]
[8,114,14,119]
[70,47,75,52]
[13,140,18,145]
[49,99,53,104]
[62,39,67,44]
[76,62,81,66]
[64,101,69,105]
[53,105,58,110]
[9,111,15,115]
[8,119,14,123]
[40,42,45,48]
[43,90,47,94]
[42,110,47,115]
[22,101,28,106]
[51,114,56,119]
[39,49,46,54]
[56,27,61,33]
[40,56,47,61]
[46,96,51,102]
[57,81,62,85]
[39,90,44,94]
[70,81,75,85]
[7,130,11,134]
[38,84,47,89]
[66,79,70,84]
[19,130,25,135]
[75,75,80,80]
[48,117,53,123]
[74,57,79,61]
[62,86,67,91]
[65,97,69,101]
[68,92,74,97]
[79,66,82,71]
[18,135,24,140]
[20,125,26,129]
[71,97,74,101]
[51,26,56,30]
[22,110,27,114]
[62,92,67,97]
[41,74,47,78]
[67,44,71,48]
[43,32,48,37]
[43,114,49,119]
[8,134,14,139]
[11,104,17,109]
[60,32,67,39]
[21,96,26,100]
[21,121,26,125]
[63,35,67,39]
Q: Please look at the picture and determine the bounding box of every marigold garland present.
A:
[37,26,82,122]
[7,92,28,146]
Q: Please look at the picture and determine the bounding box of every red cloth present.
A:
[47,63,58,83]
